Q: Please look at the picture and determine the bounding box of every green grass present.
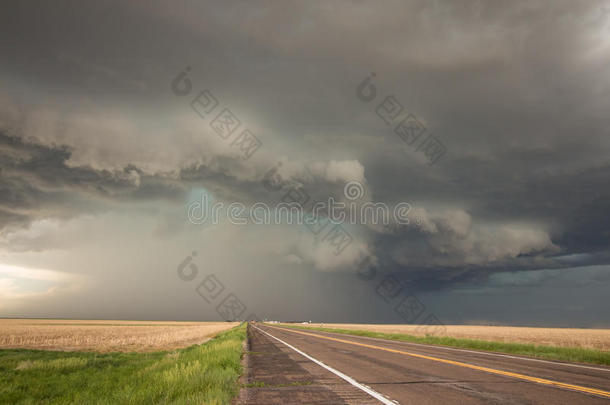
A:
[277,324,610,366]
[0,323,247,405]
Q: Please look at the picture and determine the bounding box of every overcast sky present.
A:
[1,1,609,327]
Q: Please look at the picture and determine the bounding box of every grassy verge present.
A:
[276,324,610,366]
[0,323,247,405]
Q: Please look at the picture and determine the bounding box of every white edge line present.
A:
[252,324,397,405]
[273,326,610,373]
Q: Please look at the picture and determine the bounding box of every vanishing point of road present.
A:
[239,323,610,404]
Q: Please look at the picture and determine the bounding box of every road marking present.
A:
[265,325,610,399]
[284,326,610,373]
[252,324,398,405]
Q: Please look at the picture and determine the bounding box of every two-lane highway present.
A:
[251,323,610,404]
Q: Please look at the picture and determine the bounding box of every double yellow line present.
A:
[266,325,610,399]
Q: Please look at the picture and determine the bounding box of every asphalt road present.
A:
[246,323,610,404]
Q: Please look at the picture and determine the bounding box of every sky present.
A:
[1,0,609,327]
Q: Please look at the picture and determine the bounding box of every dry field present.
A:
[304,323,610,350]
[0,319,239,352]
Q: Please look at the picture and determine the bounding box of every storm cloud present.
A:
[1,0,609,326]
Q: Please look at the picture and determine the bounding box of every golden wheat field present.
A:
[305,323,610,350]
[0,319,239,352]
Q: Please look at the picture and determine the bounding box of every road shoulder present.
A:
[238,323,380,404]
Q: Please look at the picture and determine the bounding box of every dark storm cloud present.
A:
[1,0,609,324]
[0,132,186,231]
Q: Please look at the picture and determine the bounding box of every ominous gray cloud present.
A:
[1,0,609,326]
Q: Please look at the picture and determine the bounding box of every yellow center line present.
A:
[263,325,610,399]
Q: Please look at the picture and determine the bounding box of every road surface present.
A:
[241,323,610,404]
